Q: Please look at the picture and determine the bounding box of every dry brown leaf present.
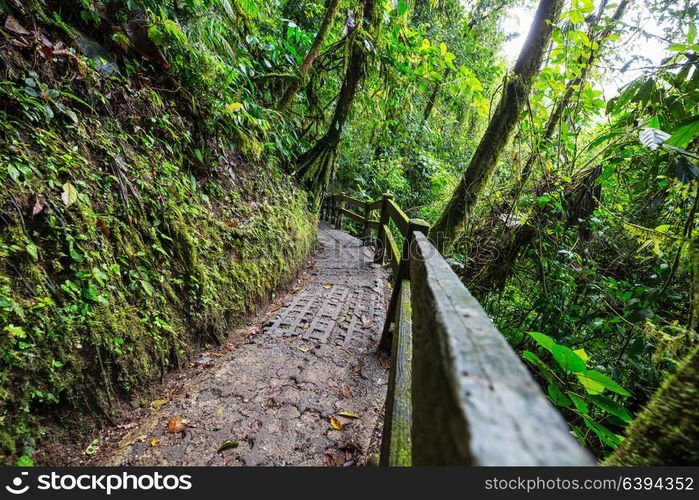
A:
[322,453,337,467]
[340,385,352,398]
[329,416,344,430]
[223,343,235,352]
[5,16,30,35]
[360,315,373,328]
[151,399,170,409]
[167,415,187,434]
[326,379,337,387]
[96,218,111,238]
[336,412,359,419]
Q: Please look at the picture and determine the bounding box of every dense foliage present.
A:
[1,0,697,464]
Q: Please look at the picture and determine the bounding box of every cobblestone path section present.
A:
[105,223,389,466]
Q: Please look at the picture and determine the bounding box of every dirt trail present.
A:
[104,223,389,466]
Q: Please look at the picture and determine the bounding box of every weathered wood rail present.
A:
[321,193,594,466]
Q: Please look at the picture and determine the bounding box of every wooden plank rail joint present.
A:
[320,194,593,466]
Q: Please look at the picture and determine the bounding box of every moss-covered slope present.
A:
[0,5,316,462]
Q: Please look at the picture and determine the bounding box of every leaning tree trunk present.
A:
[295,0,378,204]
[604,343,699,466]
[276,0,342,113]
[429,0,564,250]
[506,0,628,198]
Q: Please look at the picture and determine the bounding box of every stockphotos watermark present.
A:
[3,470,192,495]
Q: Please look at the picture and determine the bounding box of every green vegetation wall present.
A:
[0,1,316,461]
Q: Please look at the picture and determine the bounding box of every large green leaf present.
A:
[665,117,699,148]
[551,344,587,373]
[547,383,572,407]
[569,393,589,414]
[522,350,554,380]
[576,370,630,396]
[527,331,556,351]
[586,394,633,422]
[583,417,622,448]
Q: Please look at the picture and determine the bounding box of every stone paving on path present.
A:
[104,223,389,466]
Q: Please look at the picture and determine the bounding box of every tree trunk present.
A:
[295,0,378,203]
[421,68,450,124]
[604,343,699,465]
[430,0,564,250]
[507,0,628,195]
[276,0,342,113]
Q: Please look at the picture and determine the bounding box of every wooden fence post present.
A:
[374,193,393,263]
[362,203,371,245]
[334,193,343,229]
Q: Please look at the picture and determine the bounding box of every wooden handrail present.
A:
[320,194,593,466]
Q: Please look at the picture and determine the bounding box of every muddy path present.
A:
[101,224,390,466]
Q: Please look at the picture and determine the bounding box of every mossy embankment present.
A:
[0,4,316,463]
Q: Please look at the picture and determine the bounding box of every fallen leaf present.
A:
[195,356,214,366]
[223,343,235,352]
[35,31,54,60]
[96,218,110,238]
[216,440,240,452]
[329,416,344,430]
[151,399,170,409]
[150,438,160,447]
[326,379,337,387]
[322,453,336,467]
[84,438,100,455]
[61,182,78,207]
[324,283,333,289]
[5,15,30,35]
[361,315,373,328]
[340,385,352,398]
[32,198,44,216]
[167,415,187,434]
[336,412,359,419]
[246,326,261,336]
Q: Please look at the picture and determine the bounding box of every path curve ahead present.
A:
[105,223,389,466]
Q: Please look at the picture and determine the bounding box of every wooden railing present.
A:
[321,194,593,466]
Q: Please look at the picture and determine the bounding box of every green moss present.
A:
[0,56,316,463]
[604,344,699,466]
